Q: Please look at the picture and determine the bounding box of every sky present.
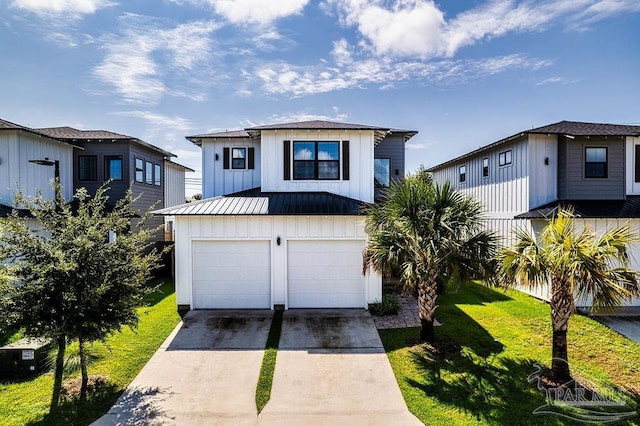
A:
[1,0,639,196]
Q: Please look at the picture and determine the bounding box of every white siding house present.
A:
[429,121,640,310]
[157,120,416,311]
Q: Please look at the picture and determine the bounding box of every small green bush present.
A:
[370,294,400,316]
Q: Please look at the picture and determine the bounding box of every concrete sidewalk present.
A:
[92,310,273,426]
[598,316,640,344]
[258,310,422,425]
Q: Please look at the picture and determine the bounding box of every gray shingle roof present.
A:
[0,203,31,218]
[154,187,367,216]
[428,120,640,172]
[529,121,640,136]
[37,126,174,157]
[0,118,84,148]
[245,120,390,131]
[187,130,251,139]
[515,196,640,219]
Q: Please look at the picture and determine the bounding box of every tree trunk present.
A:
[417,280,438,343]
[79,337,88,400]
[50,336,66,412]
[550,278,572,382]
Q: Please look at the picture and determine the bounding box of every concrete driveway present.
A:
[258,309,422,425]
[92,310,273,426]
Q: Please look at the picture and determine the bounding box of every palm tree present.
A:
[496,208,639,381]
[363,173,497,342]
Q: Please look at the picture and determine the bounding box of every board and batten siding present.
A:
[527,134,558,208]
[172,215,381,309]
[0,130,74,206]
[431,137,529,217]
[557,136,625,200]
[164,161,187,208]
[201,137,261,198]
[625,136,640,195]
[260,129,375,203]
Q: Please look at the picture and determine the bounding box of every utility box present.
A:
[0,338,51,378]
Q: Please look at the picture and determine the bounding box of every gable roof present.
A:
[0,118,82,149]
[154,187,367,216]
[428,120,640,172]
[515,197,640,219]
[164,159,195,172]
[37,126,174,157]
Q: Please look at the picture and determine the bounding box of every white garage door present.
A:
[288,240,365,308]
[192,240,271,309]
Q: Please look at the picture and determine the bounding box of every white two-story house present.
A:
[428,120,640,309]
[0,118,78,217]
[155,120,417,311]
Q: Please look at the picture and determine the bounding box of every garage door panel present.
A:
[288,240,365,308]
[192,240,270,309]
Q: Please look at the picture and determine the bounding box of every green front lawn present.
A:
[380,283,640,425]
[0,279,180,426]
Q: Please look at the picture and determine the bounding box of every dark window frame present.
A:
[104,155,123,181]
[292,141,340,180]
[154,163,161,186]
[78,155,97,181]
[135,157,144,183]
[585,146,608,179]
[232,147,247,170]
[499,150,512,166]
[482,157,489,178]
[145,160,153,185]
[374,158,390,188]
[459,165,466,183]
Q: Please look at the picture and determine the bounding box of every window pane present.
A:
[232,148,246,169]
[374,158,390,187]
[135,158,144,182]
[586,163,606,178]
[154,164,161,186]
[294,142,315,160]
[505,150,512,164]
[146,161,153,184]
[293,161,315,179]
[106,157,122,181]
[78,155,97,181]
[317,142,339,160]
[318,161,339,179]
[482,158,489,177]
[586,147,606,162]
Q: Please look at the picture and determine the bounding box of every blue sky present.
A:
[1,0,639,195]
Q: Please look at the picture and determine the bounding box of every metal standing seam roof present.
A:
[153,188,368,216]
[515,196,640,219]
[36,126,175,158]
[427,120,640,172]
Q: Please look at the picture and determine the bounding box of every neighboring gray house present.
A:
[428,120,640,309]
[156,120,417,311]
[36,126,188,244]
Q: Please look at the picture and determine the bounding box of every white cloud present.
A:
[93,15,219,104]
[11,0,114,16]
[172,0,309,25]
[536,76,578,85]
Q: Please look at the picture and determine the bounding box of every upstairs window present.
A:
[78,155,97,181]
[374,158,390,188]
[499,150,512,166]
[293,141,340,180]
[482,157,489,178]
[135,158,144,183]
[105,156,123,181]
[459,165,466,183]
[585,147,607,178]
[232,148,246,169]
[154,163,161,186]
[145,161,153,184]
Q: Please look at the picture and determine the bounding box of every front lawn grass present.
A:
[255,310,283,413]
[380,283,640,425]
[0,279,180,426]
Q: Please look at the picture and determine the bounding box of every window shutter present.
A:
[248,147,255,170]
[284,140,291,180]
[223,147,230,170]
[342,140,350,180]
[635,145,640,183]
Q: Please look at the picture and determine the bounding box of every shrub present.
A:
[370,294,400,316]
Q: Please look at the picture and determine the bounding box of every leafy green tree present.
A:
[363,175,497,342]
[0,182,162,409]
[496,208,639,381]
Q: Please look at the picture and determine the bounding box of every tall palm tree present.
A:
[363,173,496,342]
[496,208,639,381]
